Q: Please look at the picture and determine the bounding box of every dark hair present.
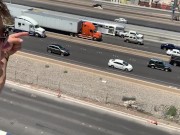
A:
[0,1,13,25]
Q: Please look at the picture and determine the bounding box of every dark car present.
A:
[169,56,180,66]
[92,4,102,9]
[147,58,172,72]
[47,44,70,56]
[160,43,176,50]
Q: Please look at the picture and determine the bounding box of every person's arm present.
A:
[0,53,8,91]
[0,32,28,92]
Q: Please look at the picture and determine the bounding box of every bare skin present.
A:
[0,19,28,92]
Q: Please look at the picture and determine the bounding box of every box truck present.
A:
[12,16,46,38]
[21,10,102,41]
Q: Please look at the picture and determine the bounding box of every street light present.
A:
[172,0,178,20]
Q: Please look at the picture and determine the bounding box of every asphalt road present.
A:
[103,35,164,54]
[4,0,180,32]
[0,85,178,135]
[99,0,172,15]
[20,35,180,88]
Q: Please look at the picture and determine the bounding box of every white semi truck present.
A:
[11,16,46,38]
[20,10,102,40]
[6,3,118,38]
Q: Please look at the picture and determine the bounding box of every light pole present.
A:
[172,0,178,20]
[172,4,175,20]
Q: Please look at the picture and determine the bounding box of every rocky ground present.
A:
[6,54,180,127]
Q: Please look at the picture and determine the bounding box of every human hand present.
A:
[2,32,29,57]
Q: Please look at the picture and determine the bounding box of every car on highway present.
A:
[114,18,127,23]
[160,43,180,50]
[124,35,144,45]
[47,44,70,56]
[92,4,103,9]
[147,58,172,72]
[119,30,143,39]
[169,56,180,66]
[166,49,180,56]
[108,59,133,72]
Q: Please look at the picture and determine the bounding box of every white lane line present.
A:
[5,80,180,133]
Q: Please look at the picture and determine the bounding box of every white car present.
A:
[166,49,180,56]
[108,59,133,72]
[114,18,127,23]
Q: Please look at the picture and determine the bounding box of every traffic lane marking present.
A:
[46,32,169,61]
[24,0,179,26]
[5,80,180,134]
[11,51,180,95]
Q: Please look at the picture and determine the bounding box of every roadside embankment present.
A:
[6,52,180,123]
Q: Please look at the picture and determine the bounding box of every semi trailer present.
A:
[20,10,102,41]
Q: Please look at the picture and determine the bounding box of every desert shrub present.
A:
[122,96,136,101]
[166,106,177,117]
[64,70,68,73]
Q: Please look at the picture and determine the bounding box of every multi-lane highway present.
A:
[79,0,174,15]
[4,0,180,31]
[1,1,180,134]
[4,1,180,87]
[0,84,178,135]
[20,34,180,88]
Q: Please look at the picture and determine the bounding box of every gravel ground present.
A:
[6,54,180,126]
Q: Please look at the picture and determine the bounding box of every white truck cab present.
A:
[13,16,46,38]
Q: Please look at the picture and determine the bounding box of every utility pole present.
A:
[172,4,175,20]
[172,0,178,20]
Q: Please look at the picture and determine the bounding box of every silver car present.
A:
[124,35,144,45]
[108,59,133,72]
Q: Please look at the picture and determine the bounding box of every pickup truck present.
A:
[118,30,144,39]
[124,35,144,45]
[160,43,180,50]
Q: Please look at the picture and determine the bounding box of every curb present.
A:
[5,80,180,133]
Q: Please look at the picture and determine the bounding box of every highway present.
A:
[20,35,180,88]
[1,1,180,134]
[4,0,180,32]
[74,0,174,15]
[102,35,164,54]
[4,1,180,86]
[0,84,178,135]
[54,0,177,19]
